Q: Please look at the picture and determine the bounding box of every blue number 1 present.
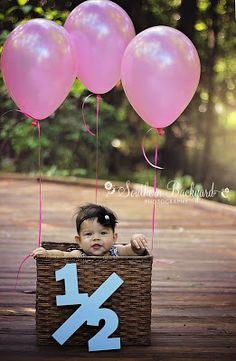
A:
[55,263,88,306]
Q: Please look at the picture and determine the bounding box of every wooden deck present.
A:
[0,175,236,361]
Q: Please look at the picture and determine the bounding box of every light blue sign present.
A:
[52,263,124,351]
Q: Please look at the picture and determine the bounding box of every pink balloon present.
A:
[121,26,201,128]
[1,19,76,120]
[65,0,135,94]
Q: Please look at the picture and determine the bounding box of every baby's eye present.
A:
[101,231,108,235]
[84,232,92,236]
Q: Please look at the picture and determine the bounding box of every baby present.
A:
[32,203,148,257]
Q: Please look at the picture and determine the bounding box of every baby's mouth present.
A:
[91,244,102,250]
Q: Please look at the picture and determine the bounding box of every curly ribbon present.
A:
[82,94,96,137]
[141,128,164,170]
[1,109,43,287]
[82,94,102,204]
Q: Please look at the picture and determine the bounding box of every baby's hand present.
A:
[131,234,148,255]
[31,247,47,258]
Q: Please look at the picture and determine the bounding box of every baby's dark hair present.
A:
[75,203,118,234]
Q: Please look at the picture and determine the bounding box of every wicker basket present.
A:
[36,241,153,346]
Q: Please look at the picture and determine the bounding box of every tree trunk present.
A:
[200,0,219,187]
[161,0,197,177]
[178,0,197,40]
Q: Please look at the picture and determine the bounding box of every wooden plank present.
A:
[0,178,236,361]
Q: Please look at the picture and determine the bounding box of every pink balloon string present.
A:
[1,109,43,288]
[141,128,164,254]
[151,144,158,253]
[14,253,32,290]
[95,95,102,204]
[141,128,175,264]
[82,94,102,203]
[15,118,42,288]
[32,119,43,247]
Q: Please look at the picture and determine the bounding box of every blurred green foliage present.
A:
[0,0,236,205]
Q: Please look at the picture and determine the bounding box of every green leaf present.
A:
[17,0,29,6]
[71,79,86,98]
[34,7,44,16]
[226,111,236,129]
[6,6,19,15]
[198,0,209,12]
[22,5,33,14]
[170,0,181,7]
[200,91,209,102]
[195,21,207,31]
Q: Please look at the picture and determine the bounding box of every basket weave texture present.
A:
[36,241,153,346]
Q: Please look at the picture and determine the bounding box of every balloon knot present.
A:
[31,120,38,127]
[97,95,102,101]
[156,128,165,136]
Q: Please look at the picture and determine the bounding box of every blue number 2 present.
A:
[88,308,120,351]
[52,263,124,351]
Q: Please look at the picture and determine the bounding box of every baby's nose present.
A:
[93,233,100,240]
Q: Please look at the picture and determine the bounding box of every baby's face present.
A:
[75,218,117,256]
